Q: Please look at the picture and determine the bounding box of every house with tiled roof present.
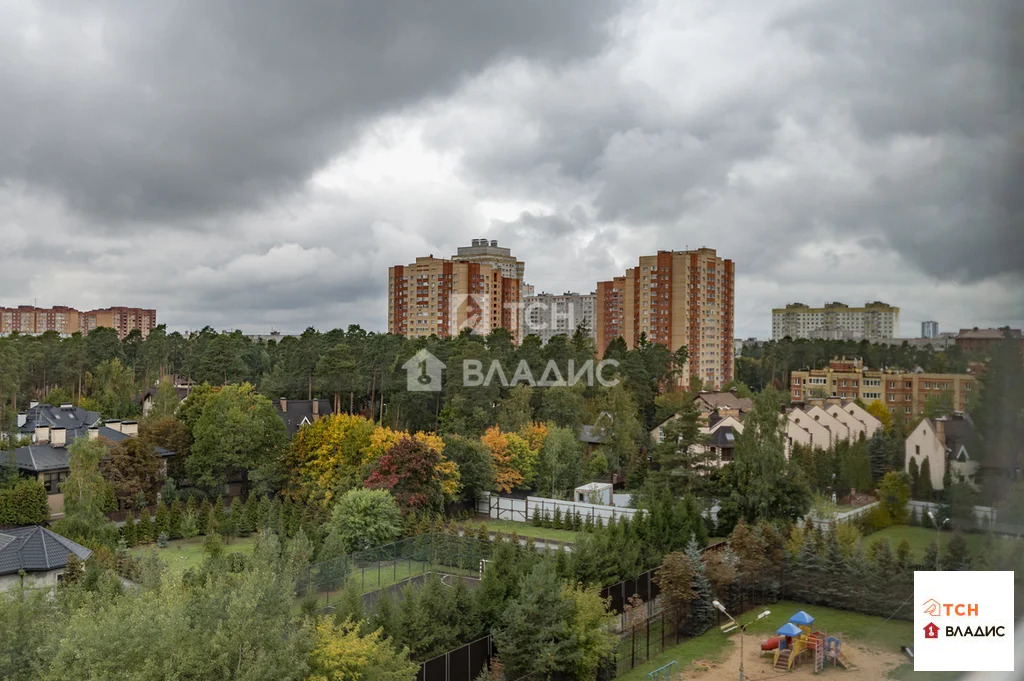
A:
[0,525,91,591]
[274,398,333,437]
[10,404,174,516]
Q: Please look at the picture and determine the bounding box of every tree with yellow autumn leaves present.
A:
[285,414,459,509]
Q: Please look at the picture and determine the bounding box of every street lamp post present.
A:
[712,600,771,681]
[927,510,950,570]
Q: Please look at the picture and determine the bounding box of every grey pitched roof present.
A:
[578,425,607,444]
[19,403,102,435]
[708,426,738,448]
[12,426,175,473]
[694,391,754,413]
[274,399,332,437]
[0,526,91,576]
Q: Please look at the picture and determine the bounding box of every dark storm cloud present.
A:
[0,0,616,224]
[436,0,1022,286]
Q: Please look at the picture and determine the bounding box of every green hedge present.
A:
[0,479,50,525]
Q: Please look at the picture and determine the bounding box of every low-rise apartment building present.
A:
[789,357,977,417]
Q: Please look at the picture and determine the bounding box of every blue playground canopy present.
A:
[789,611,815,625]
[777,622,803,636]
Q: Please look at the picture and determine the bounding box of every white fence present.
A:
[477,492,641,525]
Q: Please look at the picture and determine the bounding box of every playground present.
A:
[621,602,911,681]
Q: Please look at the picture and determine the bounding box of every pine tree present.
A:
[908,458,920,497]
[552,506,562,528]
[370,589,401,641]
[180,507,198,539]
[243,494,258,534]
[684,535,713,635]
[896,539,913,570]
[573,510,582,531]
[532,506,542,527]
[168,499,183,539]
[138,509,154,544]
[258,495,274,531]
[213,496,227,531]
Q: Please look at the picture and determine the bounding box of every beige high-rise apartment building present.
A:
[0,305,156,339]
[451,238,526,280]
[388,256,521,339]
[772,301,899,341]
[595,248,735,389]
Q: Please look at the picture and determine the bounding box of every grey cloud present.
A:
[0,0,617,225]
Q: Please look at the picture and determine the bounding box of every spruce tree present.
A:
[242,494,258,534]
[206,500,219,537]
[684,535,713,635]
[122,512,138,547]
[923,541,940,570]
[223,496,241,539]
[194,498,209,535]
[552,506,562,528]
[895,539,913,570]
[532,506,542,527]
[168,499,183,539]
[332,576,366,629]
[943,532,971,571]
[153,502,170,539]
[370,589,401,641]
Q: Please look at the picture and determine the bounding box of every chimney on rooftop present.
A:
[312,400,319,418]
[121,421,138,437]
[29,400,39,409]
[60,403,73,410]
[17,412,26,429]
[34,424,50,443]
[88,426,99,440]
[106,420,122,434]
[51,427,66,447]
[279,398,287,413]
[934,418,946,446]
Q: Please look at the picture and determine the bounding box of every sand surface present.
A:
[683,635,906,681]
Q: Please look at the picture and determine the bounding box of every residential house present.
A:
[0,526,92,591]
[274,398,333,437]
[10,404,174,516]
[824,401,883,440]
[693,390,754,422]
[136,376,195,416]
[904,413,980,491]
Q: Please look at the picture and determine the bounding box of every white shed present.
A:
[574,482,613,506]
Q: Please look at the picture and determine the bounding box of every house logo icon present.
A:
[402,349,445,392]
[922,598,942,616]
[923,622,940,639]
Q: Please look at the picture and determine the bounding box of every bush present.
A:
[0,479,50,525]
[157,532,169,548]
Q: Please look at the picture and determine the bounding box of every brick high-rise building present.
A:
[388,256,521,339]
[451,238,526,281]
[595,248,735,389]
[0,305,156,339]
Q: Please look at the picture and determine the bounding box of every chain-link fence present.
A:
[299,532,494,609]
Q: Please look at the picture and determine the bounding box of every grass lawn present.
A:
[130,536,257,576]
[863,525,1021,561]
[614,600,914,681]
[469,518,581,543]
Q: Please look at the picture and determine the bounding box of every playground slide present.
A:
[760,636,782,651]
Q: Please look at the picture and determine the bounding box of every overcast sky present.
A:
[1,0,1021,339]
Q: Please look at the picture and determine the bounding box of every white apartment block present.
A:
[772,301,899,342]
[522,291,596,344]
